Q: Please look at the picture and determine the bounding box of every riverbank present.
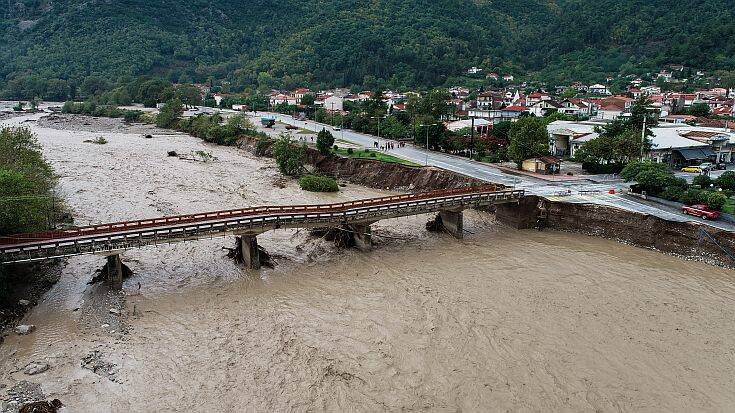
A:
[1,113,734,411]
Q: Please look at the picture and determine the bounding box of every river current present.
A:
[1,113,735,412]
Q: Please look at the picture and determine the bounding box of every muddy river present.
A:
[1,113,735,412]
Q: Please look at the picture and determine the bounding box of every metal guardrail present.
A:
[0,187,523,263]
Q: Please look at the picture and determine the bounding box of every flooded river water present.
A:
[1,113,735,412]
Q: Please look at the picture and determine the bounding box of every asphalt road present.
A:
[248,111,735,232]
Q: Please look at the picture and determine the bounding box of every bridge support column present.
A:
[240,235,261,270]
[350,223,372,251]
[439,210,464,239]
[107,254,123,290]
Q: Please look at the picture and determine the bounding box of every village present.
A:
[198,64,735,179]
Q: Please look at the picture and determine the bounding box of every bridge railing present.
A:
[0,185,504,247]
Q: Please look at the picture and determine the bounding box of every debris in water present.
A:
[14,325,35,335]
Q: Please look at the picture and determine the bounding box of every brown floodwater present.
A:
[1,113,735,412]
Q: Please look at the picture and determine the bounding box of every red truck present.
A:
[682,204,721,220]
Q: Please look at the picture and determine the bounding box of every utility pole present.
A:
[470,116,475,160]
[420,123,438,166]
[640,114,647,160]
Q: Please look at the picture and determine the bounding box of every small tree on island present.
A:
[506,117,550,168]
[316,128,335,155]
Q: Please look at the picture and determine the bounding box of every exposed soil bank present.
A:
[238,135,486,192]
[498,196,735,267]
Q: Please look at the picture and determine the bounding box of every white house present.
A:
[588,84,611,96]
[547,121,601,158]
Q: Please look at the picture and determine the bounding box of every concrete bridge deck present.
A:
[1,185,523,282]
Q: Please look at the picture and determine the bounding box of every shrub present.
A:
[660,186,685,202]
[255,136,270,157]
[620,161,671,182]
[369,152,376,158]
[635,170,674,195]
[706,192,727,211]
[716,171,735,191]
[692,174,713,188]
[679,189,703,206]
[298,175,339,192]
[346,148,354,155]
[581,162,624,174]
[123,110,143,122]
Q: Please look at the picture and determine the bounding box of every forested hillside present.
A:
[2,0,735,98]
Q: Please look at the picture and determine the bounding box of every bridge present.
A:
[0,185,523,288]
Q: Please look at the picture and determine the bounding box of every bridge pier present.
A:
[240,235,261,270]
[107,254,123,289]
[439,210,464,239]
[349,223,373,251]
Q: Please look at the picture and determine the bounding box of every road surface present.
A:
[249,111,735,231]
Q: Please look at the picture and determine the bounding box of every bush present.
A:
[692,174,713,188]
[123,110,143,122]
[346,148,354,155]
[716,171,735,190]
[298,175,339,192]
[369,152,376,158]
[635,170,674,195]
[620,161,671,182]
[255,136,270,157]
[581,162,624,174]
[706,192,727,211]
[660,186,685,201]
[679,189,703,206]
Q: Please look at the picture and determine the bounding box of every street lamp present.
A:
[419,123,439,166]
[370,116,385,142]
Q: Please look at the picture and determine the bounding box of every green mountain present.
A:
[2,0,734,99]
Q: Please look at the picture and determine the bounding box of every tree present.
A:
[156,99,184,128]
[174,84,202,108]
[301,94,315,107]
[716,171,735,190]
[692,174,713,188]
[272,135,306,176]
[507,117,550,167]
[635,169,675,195]
[316,129,335,155]
[688,103,711,118]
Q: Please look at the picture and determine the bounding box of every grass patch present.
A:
[722,198,735,214]
[83,136,108,144]
[334,147,420,167]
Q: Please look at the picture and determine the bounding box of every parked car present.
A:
[682,204,721,220]
[715,162,728,170]
[681,165,703,173]
[333,126,341,131]
[285,124,299,130]
[699,162,714,171]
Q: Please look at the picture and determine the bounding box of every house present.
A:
[476,91,503,111]
[323,95,344,112]
[588,84,611,96]
[528,100,562,117]
[597,101,626,120]
[527,91,551,106]
[269,92,297,106]
[522,156,561,175]
[647,127,715,166]
[467,67,483,75]
[628,88,642,99]
[503,74,514,82]
[641,86,661,96]
[630,78,644,87]
[657,71,673,81]
[486,72,499,81]
[559,99,594,117]
[467,105,528,124]
[547,121,601,158]
[446,118,491,135]
[660,114,697,124]
[293,88,310,103]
